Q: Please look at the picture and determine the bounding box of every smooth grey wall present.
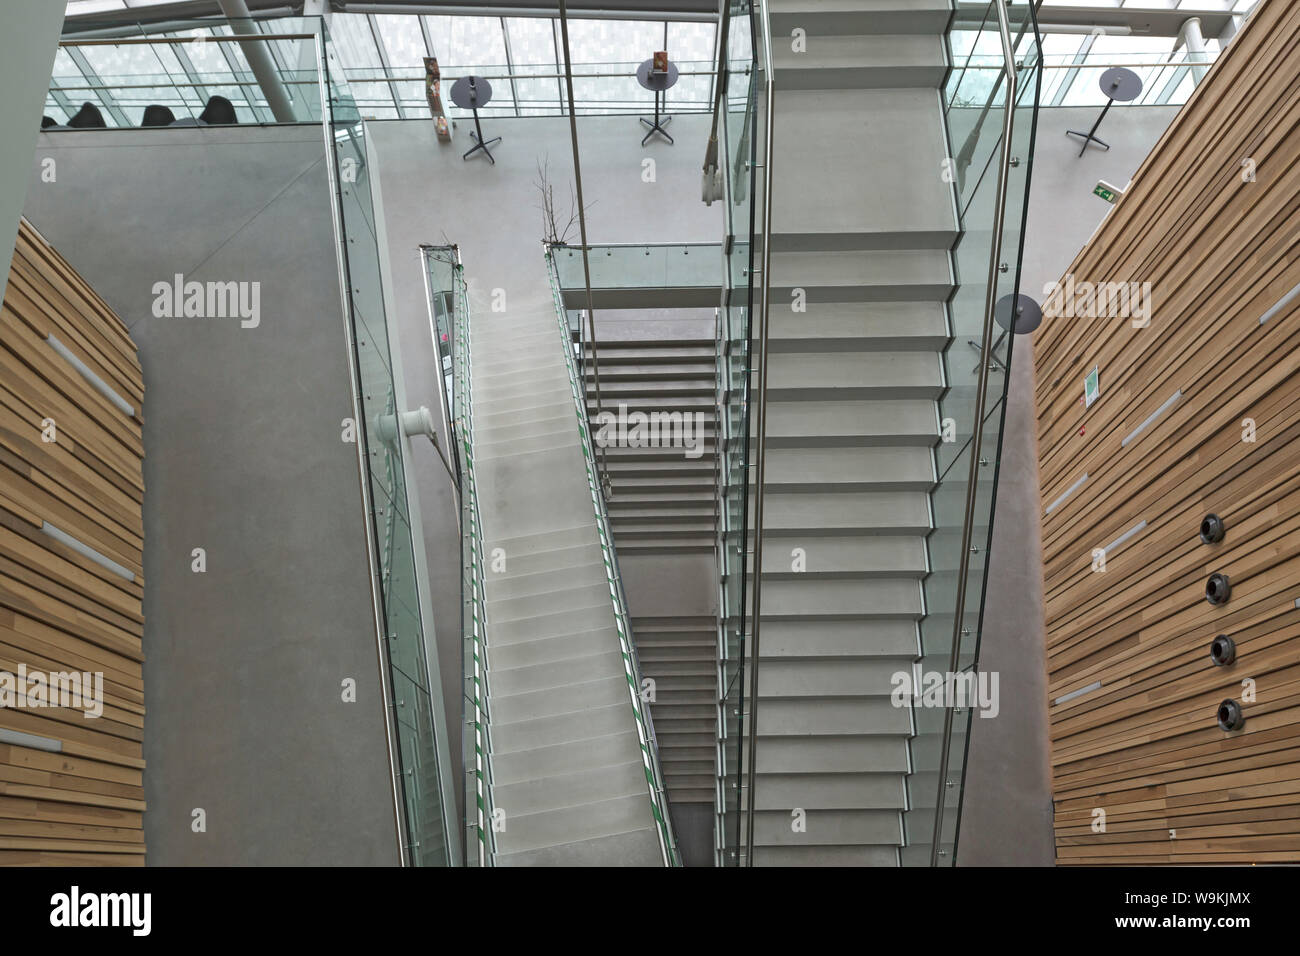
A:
[958,105,1180,866]
[0,1,63,305]
[365,113,722,831]
[24,125,401,865]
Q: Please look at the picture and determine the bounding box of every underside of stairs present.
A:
[469,291,666,866]
[745,0,960,867]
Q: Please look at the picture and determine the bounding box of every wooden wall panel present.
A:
[0,219,145,866]
[1034,0,1300,864]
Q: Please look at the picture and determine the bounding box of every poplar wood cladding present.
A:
[1034,0,1300,865]
[0,219,146,865]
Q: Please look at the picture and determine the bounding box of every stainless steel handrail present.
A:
[743,0,775,867]
[928,0,1022,867]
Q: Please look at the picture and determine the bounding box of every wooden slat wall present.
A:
[1034,0,1300,865]
[0,219,146,866]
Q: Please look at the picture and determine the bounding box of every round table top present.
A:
[450,75,493,110]
[1098,66,1143,103]
[995,292,1044,335]
[636,58,680,92]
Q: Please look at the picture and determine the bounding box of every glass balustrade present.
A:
[901,0,1042,867]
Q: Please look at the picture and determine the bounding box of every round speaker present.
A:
[1205,573,1231,606]
[1217,699,1245,732]
[1210,634,1236,667]
[1199,514,1226,544]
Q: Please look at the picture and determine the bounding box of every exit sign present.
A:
[1094,181,1124,204]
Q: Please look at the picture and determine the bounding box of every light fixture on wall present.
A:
[1210,634,1237,666]
[1205,572,1232,606]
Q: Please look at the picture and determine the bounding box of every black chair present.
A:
[141,104,177,127]
[41,116,58,129]
[198,95,237,125]
[66,102,106,128]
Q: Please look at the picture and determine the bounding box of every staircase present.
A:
[466,287,673,866]
[745,0,961,866]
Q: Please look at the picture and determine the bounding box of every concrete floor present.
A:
[957,105,1180,866]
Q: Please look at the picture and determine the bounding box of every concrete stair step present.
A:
[752,619,920,659]
[477,399,574,429]
[769,249,953,302]
[492,759,647,818]
[491,729,641,785]
[491,700,631,754]
[758,578,924,619]
[768,0,953,37]
[772,33,947,91]
[755,697,913,735]
[758,446,936,491]
[489,524,598,556]
[763,399,938,447]
[488,626,621,671]
[494,822,662,867]
[761,491,932,535]
[488,560,608,600]
[493,791,658,857]
[487,582,611,624]
[490,602,614,644]
[753,772,907,810]
[756,734,912,774]
[744,808,904,846]
[761,351,944,400]
[476,427,579,461]
[769,91,956,252]
[768,301,949,352]
[758,534,928,578]
[488,541,604,580]
[752,845,899,866]
[757,658,916,697]
[490,648,625,697]
[491,674,630,724]
[477,412,576,444]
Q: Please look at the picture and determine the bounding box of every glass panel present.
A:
[900,0,1040,865]
[321,19,452,866]
[712,0,758,867]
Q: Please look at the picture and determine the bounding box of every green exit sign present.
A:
[1094,181,1122,204]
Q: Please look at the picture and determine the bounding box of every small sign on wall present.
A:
[1094,180,1125,204]
[1085,366,1101,408]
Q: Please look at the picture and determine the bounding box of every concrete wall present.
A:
[23,125,401,865]
[958,105,1180,865]
[365,113,723,832]
[0,2,63,305]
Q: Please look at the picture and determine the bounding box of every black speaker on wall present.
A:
[1210,634,1236,666]
[1206,572,1231,606]
[1200,513,1226,544]
[1217,699,1246,732]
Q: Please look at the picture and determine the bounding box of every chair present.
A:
[141,105,177,127]
[198,95,238,125]
[66,102,106,128]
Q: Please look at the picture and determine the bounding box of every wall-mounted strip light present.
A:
[1102,519,1148,557]
[0,727,63,753]
[1259,278,1300,326]
[40,521,135,582]
[1054,680,1103,706]
[46,333,135,417]
[1045,472,1088,515]
[1121,390,1182,448]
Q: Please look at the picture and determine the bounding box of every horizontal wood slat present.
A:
[0,219,145,864]
[1034,0,1300,865]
